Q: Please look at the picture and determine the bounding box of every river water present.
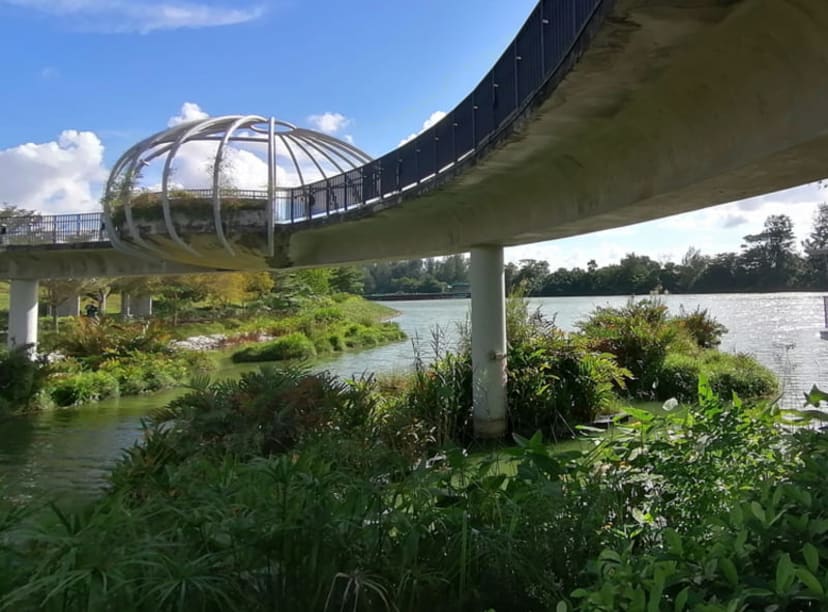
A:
[2,293,826,502]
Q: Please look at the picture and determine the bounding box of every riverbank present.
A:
[0,295,405,415]
[0,304,816,610]
[3,293,816,505]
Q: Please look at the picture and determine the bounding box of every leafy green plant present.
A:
[232,332,317,362]
[507,330,629,440]
[577,298,678,398]
[675,306,728,349]
[47,370,120,406]
[0,346,47,414]
[658,350,777,403]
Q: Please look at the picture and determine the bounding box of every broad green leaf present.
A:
[674,586,689,612]
[776,554,795,594]
[719,557,738,586]
[796,568,824,595]
[599,549,622,564]
[750,502,766,524]
[623,407,655,423]
[663,528,683,556]
[803,543,820,574]
[804,385,828,408]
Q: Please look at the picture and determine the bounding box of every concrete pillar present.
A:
[56,294,80,317]
[8,279,39,354]
[120,293,132,317]
[132,294,152,317]
[470,246,507,438]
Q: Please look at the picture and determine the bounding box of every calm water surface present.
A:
[2,293,826,501]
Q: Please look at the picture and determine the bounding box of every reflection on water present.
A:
[1,293,826,501]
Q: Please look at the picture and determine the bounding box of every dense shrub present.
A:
[97,351,212,395]
[231,332,317,362]
[508,331,629,439]
[0,346,46,414]
[47,370,120,407]
[51,317,171,366]
[675,305,728,348]
[658,350,777,403]
[569,384,821,611]
[577,298,679,398]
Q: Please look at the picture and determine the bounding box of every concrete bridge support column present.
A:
[120,293,132,318]
[56,295,80,317]
[8,279,39,354]
[470,245,507,438]
[132,294,152,317]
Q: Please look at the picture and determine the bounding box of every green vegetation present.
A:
[577,298,777,402]
[363,207,828,296]
[0,268,403,414]
[0,346,47,413]
[0,364,817,610]
[233,332,317,362]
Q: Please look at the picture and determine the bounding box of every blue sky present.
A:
[0,0,823,268]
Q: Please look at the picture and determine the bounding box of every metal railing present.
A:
[0,212,106,246]
[2,0,606,245]
[273,0,606,224]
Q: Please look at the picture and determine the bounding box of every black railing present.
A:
[278,0,605,223]
[2,0,605,244]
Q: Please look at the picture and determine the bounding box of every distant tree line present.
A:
[356,207,828,296]
[361,255,470,295]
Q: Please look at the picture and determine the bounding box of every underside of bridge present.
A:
[287,0,828,268]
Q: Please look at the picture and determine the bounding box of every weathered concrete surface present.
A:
[285,0,828,267]
[0,242,227,280]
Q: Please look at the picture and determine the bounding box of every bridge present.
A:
[3,0,828,437]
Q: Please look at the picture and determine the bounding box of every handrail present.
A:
[3,0,607,245]
[0,212,106,246]
[272,0,606,223]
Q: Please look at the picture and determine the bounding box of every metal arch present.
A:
[276,133,306,221]
[160,116,240,256]
[293,129,373,165]
[104,113,375,257]
[290,133,359,211]
[212,115,268,256]
[284,134,335,218]
[112,120,216,258]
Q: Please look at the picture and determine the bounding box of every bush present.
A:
[232,332,316,363]
[675,305,728,348]
[0,346,47,414]
[47,370,119,407]
[658,350,777,403]
[578,298,678,398]
[97,351,212,396]
[569,383,819,611]
[508,331,630,439]
[54,318,171,366]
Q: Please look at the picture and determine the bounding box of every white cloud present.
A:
[399,111,447,146]
[167,101,209,127]
[0,130,108,214]
[307,112,350,135]
[39,66,58,79]
[2,0,264,33]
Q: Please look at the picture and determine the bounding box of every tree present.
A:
[740,214,799,289]
[330,267,365,294]
[679,247,708,292]
[512,259,550,295]
[41,279,94,331]
[802,203,828,288]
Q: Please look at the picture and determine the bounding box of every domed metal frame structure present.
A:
[102,115,372,260]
